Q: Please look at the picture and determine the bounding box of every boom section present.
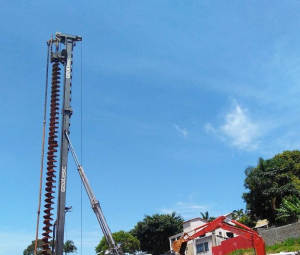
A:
[65,132,119,255]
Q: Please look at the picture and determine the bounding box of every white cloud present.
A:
[204,123,216,134]
[161,201,207,220]
[221,104,260,150]
[173,124,188,138]
[206,101,262,150]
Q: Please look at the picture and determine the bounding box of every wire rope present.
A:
[34,39,51,255]
[80,38,83,255]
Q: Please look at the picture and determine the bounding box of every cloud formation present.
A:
[206,101,261,150]
[173,124,188,138]
[161,201,207,220]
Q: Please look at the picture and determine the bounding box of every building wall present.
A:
[183,218,208,234]
[194,236,213,255]
[257,222,300,246]
[186,243,195,255]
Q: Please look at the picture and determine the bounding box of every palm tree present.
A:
[233,209,244,220]
[63,240,77,255]
[200,211,209,220]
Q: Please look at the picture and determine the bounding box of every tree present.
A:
[200,211,215,222]
[64,240,77,255]
[232,209,244,220]
[24,239,76,255]
[276,195,300,224]
[243,151,300,224]
[130,212,183,255]
[23,239,43,255]
[237,214,256,228]
[200,211,209,220]
[231,209,255,227]
[95,231,140,255]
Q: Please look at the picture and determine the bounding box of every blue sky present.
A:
[1,1,300,254]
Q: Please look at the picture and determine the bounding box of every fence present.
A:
[257,222,300,246]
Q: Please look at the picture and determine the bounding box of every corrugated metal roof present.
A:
[255,219,269,228]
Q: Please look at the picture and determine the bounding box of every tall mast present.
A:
[41,32,82,255]
[54,32,82,255]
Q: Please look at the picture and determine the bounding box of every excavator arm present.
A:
[172,216,265,255]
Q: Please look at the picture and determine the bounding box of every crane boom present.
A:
[65,132,119,255]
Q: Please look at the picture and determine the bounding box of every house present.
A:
[169,213,235,255]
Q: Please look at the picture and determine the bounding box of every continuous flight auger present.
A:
[42,62,61,254]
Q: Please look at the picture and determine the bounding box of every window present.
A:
[196,244,203,253]
[226,232,234,238]
[196,242,209,253]
[204,242,209,251]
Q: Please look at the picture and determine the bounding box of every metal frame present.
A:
[51,32,82,255]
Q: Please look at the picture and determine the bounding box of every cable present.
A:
[80,39,83,255]
[34,39,51,255]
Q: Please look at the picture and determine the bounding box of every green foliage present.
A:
[200,211,209,220]
[24,239,75,255]
[231,209,255,227]
[232,209,244,220]
[267,242,280,252]
[130,212,183,255]
[227,249,253,255]
[265,238,300,253]
[276,195,300,223]
[228,238,300,255]
[232,238,300,255]
[200,211,215,222]
[237,214,255,228]
[95,231,140,255]
[23,239,43,255]
[208,217,216,222]
[243,151,300,224]
[63,240,77,254]
[283,238,295,246]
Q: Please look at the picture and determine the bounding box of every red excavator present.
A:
[172,216,265,255]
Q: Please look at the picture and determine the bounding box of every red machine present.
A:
[172,216,265,255]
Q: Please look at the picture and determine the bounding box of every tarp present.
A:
[255,219,269,228]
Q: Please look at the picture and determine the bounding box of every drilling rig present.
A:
[40,32,118,255]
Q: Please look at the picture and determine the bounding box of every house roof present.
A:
[183,217,208,224]
[255,219,269,228]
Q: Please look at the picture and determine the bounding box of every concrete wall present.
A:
[186,243,195,255]
[257,222,300,246]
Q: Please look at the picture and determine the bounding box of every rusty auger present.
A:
[42,62,61,255]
